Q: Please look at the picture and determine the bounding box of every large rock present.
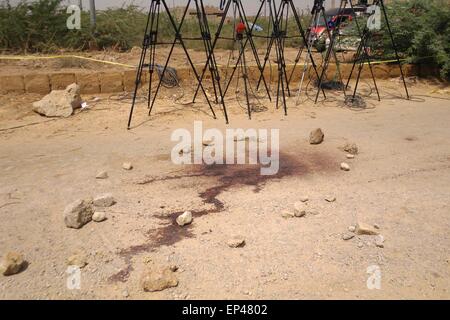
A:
[141,267,178,292]
[0,252,26,276]
[64,198,94,229]
[309,128,324,145]
[33,83,82,117]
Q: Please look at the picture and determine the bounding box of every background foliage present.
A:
[0,0,449,79]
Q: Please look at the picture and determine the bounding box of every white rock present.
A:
[293,202,307,217]
[33,83,82,117]
[64,198,94,229]
[176,211,193,226]
[96,171,108,179]
[346,154,355,159]
[348,225,356,232]
[340,162,350,171]
[92,211,107,222]
[93,193,116,207]
[122,162,133,170]
[325,196,336,202]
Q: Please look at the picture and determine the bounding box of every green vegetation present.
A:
[0,0,449,79]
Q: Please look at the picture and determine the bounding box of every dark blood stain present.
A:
[109,150,336,282]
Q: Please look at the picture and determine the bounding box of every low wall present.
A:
[0,63,419,95]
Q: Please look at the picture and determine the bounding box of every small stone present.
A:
[343,143,358,155]
[355,222,379,236]
[375,235,385,248]
[340,162,350,171]
[357,242,364,248]
[169,265,179,272]
[176,211,193,226]
[293,202,307,217]
[281,211,295,219]
[309,128,324,145]
[299,196,309,202]
[122,162,133,170]
[342,233,355,241]
[374,223,380,230]
[92,211,107,222]
[178,145,191,155]
[346,154,355,159]
[96,171,108,179]
[93,193,116,207]
[64,198,94,229]
[0,252,26,276]
[122,289,129,298]
[227,236,246,248]
[202,139,214,146]
[66,252,88,269]
[141,267,178,292]
[325,196,336,202]
[348,225,356,232]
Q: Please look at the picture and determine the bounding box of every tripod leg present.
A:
[150,0,216,120]
[352,57,364,101]
[288,0,326,99]
[199,0,228,123]
[314,2,347,103]
[224,0,271,100]
[192,0,231,104]
[127,1,154,129]
[237,0,272,100]
[147,2,159,109]
[239,39,252,120]
[195,0,219,104]
[379,0,410,99]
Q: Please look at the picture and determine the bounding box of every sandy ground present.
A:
[0,77,449,300]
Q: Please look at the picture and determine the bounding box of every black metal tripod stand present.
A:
[345,0,410,103]
[127,0,222,129]
[256,0,325,114]
[290,0,329,104]
[345,0,380,104]
[313,0,348,104]
[192,0,272,121]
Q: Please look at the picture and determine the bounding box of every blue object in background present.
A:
[248,23,263,32]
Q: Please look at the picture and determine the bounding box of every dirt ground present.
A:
[0,76,449,300]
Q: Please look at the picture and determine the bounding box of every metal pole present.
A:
[89,0,96,30]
